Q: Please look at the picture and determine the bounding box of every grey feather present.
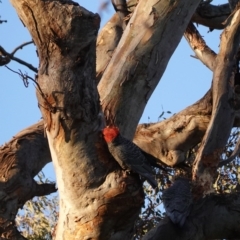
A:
[162,178,192,227]
[107,134,158,189]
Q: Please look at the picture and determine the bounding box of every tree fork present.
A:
[9,0,145,239]
[7,0,240,239]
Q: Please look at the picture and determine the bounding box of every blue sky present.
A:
[0,1,223,180]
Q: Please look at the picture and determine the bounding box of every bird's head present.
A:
[102,126,120,143]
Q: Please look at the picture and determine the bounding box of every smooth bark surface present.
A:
[98,0,202,139]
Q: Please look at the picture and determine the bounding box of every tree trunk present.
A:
[2,0,240,239]
[8,0,201,239]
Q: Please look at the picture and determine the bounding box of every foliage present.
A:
[134,126,240,239]
[9,137,240,240]
[16,171,58,240]
[11,116,240,239]
[215,128,240,194]
[134,174,165,239]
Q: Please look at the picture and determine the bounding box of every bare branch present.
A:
[5,65,32,87]
[0,55,10,66]
[229,0,239,11]
[11,55,37,72]
[0,45,37,72]
[98,0,202,139]
[184,22,217,71]
[31,182,57,197]
[5,66,55,113]
[192,3,231,30]
[11,41,33,56]
[0,19,7,24]
[192,7,240,196]
[134,90,212,167]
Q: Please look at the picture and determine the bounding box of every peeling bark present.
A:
[0,121,55,239]
[3,0,240,239]
[98,0,202,139]
[9,1,145,239]
[134,90,212,166]
[184,22,217,71]
[192,8,240,196]
[96,0,138,83]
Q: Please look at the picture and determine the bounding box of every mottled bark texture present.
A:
[1,0,240,239]
[98,0,202,139]
[192,3,231,30]
[192,8,240,196]
[0,122,55,239]
[10,0,145,239]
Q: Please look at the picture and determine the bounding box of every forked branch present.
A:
[192,7,240,196]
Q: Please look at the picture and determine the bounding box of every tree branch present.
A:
[192,3,231,30]
[10,41,33,56]
[31,182,57,197]
[0,44,37,72]
[192,7,240,196]
[228,0,239,11]
[97,0,231,80]
[142,193,240,240]
[184,22,216,71]
[0,121,52,239]
[0,19,7,24]
[134,90,212,167]
[98,0,202,139]
[96,0,137,83]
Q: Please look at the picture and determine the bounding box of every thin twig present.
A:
[0,44,37,72]
[5,66,29,87]
[0,20,7,24]
[11,41,33,56]
[5,66,55,112]
[10,55,37,72]
[0,45,9,55]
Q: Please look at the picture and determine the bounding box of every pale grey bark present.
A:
[184,22,217,71]
[2,0,240,239]
[0,121,55,239]
[192,8,240,195]
[98,0,202,139]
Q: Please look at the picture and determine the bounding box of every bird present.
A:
[162,177,192,227]
[102,126,158,189]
